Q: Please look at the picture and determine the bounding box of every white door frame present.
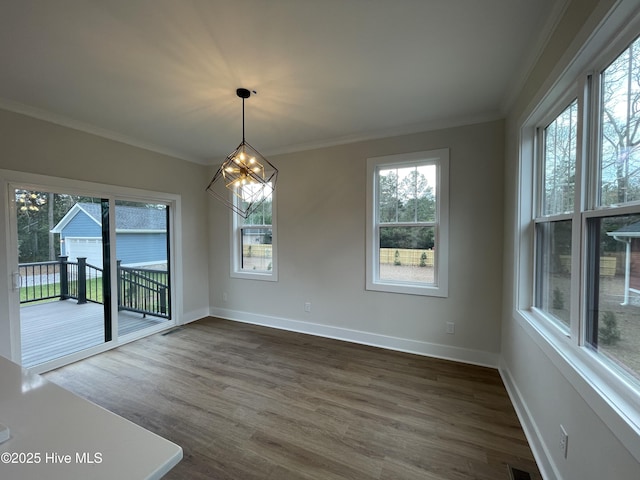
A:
[0,169,181,372]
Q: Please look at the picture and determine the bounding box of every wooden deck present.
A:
[21,300,168,368]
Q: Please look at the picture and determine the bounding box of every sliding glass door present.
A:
[114,200,171,337]
[16,191,111,367]
[13,187,173,369]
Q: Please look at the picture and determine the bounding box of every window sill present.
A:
[230,271,278,282]
[366,279,447,297]
[514,308,640,463]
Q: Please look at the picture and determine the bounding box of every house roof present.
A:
[51,202,166,234]
[607,221,640,239]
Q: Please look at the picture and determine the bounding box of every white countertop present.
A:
[0,355,182,479]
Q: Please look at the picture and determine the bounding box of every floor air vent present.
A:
[161,327,183,336]
[508,465,532,480]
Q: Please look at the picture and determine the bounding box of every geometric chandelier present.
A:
[206,88,278,218]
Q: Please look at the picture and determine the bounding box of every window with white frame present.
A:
[534,99,578,330]
[525,28,640,413]
[231,185,277,281]
[366,149,449,297]
[585,36,640,379]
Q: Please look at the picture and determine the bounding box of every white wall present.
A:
[502,0,640,478]
[0,109,211,359]
[209,120,505,366]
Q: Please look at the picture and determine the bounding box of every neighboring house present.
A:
[51,202,168,269]
[608,221,640,305]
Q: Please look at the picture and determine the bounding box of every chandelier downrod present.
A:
[236,88,251,143]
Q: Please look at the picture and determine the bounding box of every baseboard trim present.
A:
[209,307,499,368]
[180,308,211,326]
[499,359,559,480]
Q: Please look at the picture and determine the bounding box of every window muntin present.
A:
[231,185,277,280]
[378,164,436,223]
[367,149,448,297]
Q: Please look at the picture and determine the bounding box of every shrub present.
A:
[394,250,401,266]
[599,311,621,345]
[552,287,564,310]
[419,251,427,267]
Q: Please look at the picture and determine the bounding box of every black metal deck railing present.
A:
[19,260,62,303]
[19,256,170,319]
[117,261,169,319]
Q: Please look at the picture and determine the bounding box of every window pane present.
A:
[378,169,398,223]
[233,181,275,279]
[379,226,435,284]
[241,227,273,272]
[535,220,572,327]
[600,37,640,206]
[115,201,171,326]
[378,165,436,223]
[586,214,640,382]
[241,192,272,226]
[543,100,577,215]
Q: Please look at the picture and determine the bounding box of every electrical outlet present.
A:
[559,425,568,459]
[222,292,228,302]
[304,302,312,313]
[446,322,455,334]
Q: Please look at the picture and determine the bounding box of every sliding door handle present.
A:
[11,272,21,290]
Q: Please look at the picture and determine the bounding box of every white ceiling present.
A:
[0,0,563,164]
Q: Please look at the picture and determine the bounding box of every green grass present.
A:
[20,278,104,304]
[21,275,169,309]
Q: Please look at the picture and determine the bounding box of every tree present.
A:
[243,197,272,226]
[378,170,398,223]
[600,37,640,205]
[48,192,55,260]
[544,37,640,209]
[15,191,101,262]
[379,166,435,223]
[16,190,48,262]
[397,168,435,222]
[544,100,577,214]
[378,165,436,250]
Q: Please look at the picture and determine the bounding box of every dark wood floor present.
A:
[45,317,541,480]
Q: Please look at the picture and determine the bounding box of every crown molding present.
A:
[260,110,504,159]
[0,98,206,165]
